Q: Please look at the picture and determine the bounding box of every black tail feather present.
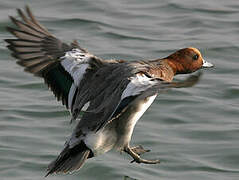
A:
[45,142,92,176]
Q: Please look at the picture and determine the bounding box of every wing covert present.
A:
[72,69,159,134]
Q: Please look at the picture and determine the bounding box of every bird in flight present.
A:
[5,6,213,176]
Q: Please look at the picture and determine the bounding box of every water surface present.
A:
[0,0,239,180]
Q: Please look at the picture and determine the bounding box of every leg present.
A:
[131,145,150,163]
[124,145,160,164]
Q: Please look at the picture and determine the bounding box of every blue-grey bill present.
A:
[202,59,214,68]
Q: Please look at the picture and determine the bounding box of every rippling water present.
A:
[1,0,239,180]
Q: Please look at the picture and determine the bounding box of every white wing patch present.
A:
[121,74,157,100]
[60,48,93,110]
[81,101,90,112]
[60,48,91,86]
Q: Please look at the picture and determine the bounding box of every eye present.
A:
[192,54,199,60]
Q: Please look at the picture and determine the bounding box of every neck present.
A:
[164,58,188,75]
[147,59,176,82]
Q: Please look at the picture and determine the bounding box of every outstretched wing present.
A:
[5,6,103,110]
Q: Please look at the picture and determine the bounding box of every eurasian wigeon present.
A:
[5,6,213,176]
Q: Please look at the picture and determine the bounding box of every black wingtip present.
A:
[9,15,26,28]
[6,26,17,35]
[6,44,14,51]
[25,5,32,16]
[16,7,28,23]
[16,8,23,17]
[44,171,51,177]
[9,15,15,22]
[4,38,13,44]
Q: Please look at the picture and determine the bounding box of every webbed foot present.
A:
[124,146,160,164]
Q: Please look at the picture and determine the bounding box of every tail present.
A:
[45,142,92,176]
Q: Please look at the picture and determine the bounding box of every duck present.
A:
[5,6,213,176]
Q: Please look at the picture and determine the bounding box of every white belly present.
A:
[84,129,117,156]
[115,94,157,150]
[84,94,157,155]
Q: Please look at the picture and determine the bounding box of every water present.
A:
[0,0,239,179]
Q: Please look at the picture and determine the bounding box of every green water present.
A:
[0,0,239,180]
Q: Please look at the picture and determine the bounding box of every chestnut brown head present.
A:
[167,47,213,74]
